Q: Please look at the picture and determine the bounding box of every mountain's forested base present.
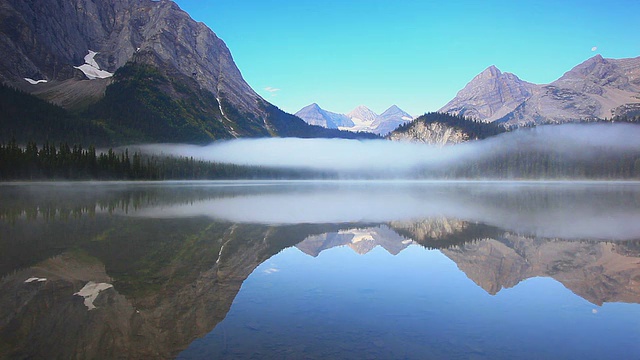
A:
[86,62,244,144]
[0,85,112,146]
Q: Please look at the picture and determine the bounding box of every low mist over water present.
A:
[134,124,640,178]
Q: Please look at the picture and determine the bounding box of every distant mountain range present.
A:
[295,104,414,135]
[0,0,376,145]
[439,55,640,126]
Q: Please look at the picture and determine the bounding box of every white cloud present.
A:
[591,46,598,52]
[264,86,281,97]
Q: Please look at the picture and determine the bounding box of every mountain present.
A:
[372,105,414,136]
[387,112,505,145]
[440,55,640,126]
[295,226,414,256]
[294,103,353,129]
[442,235,640,306]
[439,65,535,123]
[295,104,413,135]
[0,0,372,145]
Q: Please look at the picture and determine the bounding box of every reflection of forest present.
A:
[2,184,640,358]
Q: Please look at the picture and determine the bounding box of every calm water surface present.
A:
[1,181,640,359]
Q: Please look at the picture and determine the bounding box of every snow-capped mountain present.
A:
[295,104,414,135]
[439,55,640,126]
[294,103,353,129]
[373,105,414,136]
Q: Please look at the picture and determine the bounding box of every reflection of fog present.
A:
[131,181,640,241]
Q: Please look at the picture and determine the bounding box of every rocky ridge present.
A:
[440,55,640,126]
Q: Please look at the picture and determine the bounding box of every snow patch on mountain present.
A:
[24,78,48,85]
[73,281,113,310]
[74,50,113,80]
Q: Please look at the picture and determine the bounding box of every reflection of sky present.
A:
[179,245,640,360]
[132,182,640,241]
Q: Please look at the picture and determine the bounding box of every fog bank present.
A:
[135,123,640,175]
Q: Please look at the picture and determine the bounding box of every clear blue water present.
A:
[1,181,640,359]
[179,245,640,360]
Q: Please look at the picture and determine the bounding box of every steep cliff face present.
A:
[440,55,640,126]
[0,0,260,114]
[387,112,505,145]
[0,0,367,142]
[387,121,470,145]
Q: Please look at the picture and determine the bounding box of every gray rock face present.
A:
[440,56,640,126]
[387,121,470,145]
[439,65,535,123]
[0,0,263,116]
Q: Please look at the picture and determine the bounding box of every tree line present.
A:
[2,138,640,181]
[419,147,640,179]
[0,140,319,180]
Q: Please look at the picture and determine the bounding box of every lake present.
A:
[1,181,640,359]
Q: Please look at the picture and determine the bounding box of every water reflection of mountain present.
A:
[296,225,414,256]
[442,236,640,305]
[295,221,640,307]
[0,214,366,359]
[2,182,640,358]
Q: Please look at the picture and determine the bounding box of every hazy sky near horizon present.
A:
[173,0,639,116]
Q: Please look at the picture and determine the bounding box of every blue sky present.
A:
[173,0,640,116]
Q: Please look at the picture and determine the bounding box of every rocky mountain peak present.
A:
[347,105,378,122]
[439,65,534,122]
[381,105,405,116]
[478,65,502,79]
[552,54,633,94]
[294,103,353,129]
[440,55,640,126]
